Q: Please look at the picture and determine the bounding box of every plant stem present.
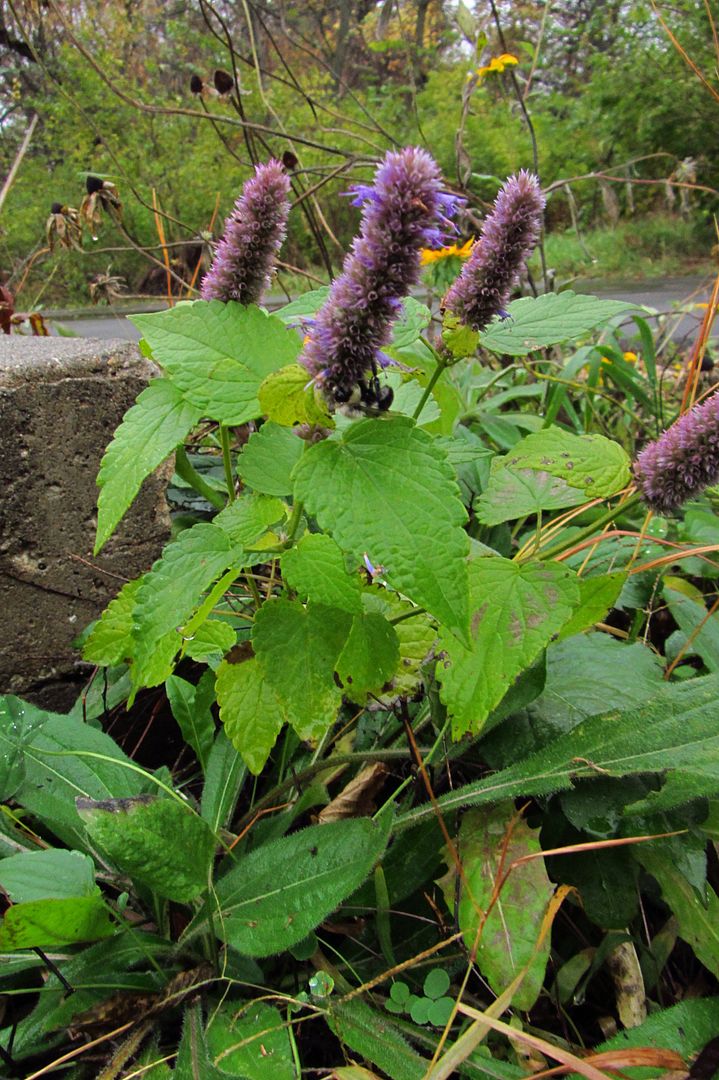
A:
[219,424,236,502]
[284,498,305,546]
[174,446,226,510]
[413,340,449,421]
[244,571,263,608]
[535,491,642,563]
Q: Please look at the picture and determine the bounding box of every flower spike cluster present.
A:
[301,147,461,406]
[201,159,291,305]
[443,170,544,333]
[633,392,719,514]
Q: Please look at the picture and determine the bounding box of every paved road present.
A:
[49,274,717,346]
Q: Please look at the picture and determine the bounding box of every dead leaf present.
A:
[318,763,389,823]
[606,940,647,1029]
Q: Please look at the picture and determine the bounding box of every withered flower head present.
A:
[46,203,83,251]
[213,69,234,95]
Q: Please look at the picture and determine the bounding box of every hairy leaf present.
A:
[505,427,631,499]
[437,805,553,1009]
[175,1001,225,1080]
[479,292,634,357]
[568,998,719,1080]
[238,421,305,496]
[131,301,300,424]
[252,598,351,739]
[216,655,285,774]
[437,557,579,737]
[190,817,390,956]
[281,534,363,614]
[78,795,216,903]
[327,998,429,1080]
[292,416,470,642]
[399,674,719,831]
[95,378,202,552]
[205,1000,295,1079]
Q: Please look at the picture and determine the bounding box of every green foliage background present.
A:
[1,0,716,307]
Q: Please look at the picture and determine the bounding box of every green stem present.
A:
[284,499,305,546]
[174,446,225,510]
[413,338,449,421]
[535,491,642,563]
[219,424,236,503]
[389,607,427,627]
[244,571,263,608]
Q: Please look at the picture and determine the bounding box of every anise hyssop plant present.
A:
[3,148,719,1077]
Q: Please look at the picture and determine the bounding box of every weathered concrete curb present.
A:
[0,337,171,710]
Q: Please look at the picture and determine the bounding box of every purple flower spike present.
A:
[634,392,719,514]
[201,159,291,305]
[443,170,545,333]
[301,147,458,405]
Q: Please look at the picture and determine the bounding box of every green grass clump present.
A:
[537,213,714,282]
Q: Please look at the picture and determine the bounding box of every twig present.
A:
[0,112,38,214]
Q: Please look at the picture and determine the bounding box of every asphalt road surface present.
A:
[49,274,717,349]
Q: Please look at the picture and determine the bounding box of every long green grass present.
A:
[535,213,714,283]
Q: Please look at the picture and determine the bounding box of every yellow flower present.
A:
[476,53,519,78]
[623,351,638,363]
[420,237,474,266]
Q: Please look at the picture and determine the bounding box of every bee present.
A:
[332,374,394,417]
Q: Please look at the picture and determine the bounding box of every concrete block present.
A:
[0,337,172,709]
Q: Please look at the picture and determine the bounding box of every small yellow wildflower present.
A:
[420,237,474,266]
[623,351,638,363]
[476,53,519,78]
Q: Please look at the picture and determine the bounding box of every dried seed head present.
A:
[213,69,234,95]
[86,175,104,195]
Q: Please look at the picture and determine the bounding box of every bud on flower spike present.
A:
[301,147,461,407]
[200,159,291,306]
[634,391,719,514]
[443,170,544,333]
